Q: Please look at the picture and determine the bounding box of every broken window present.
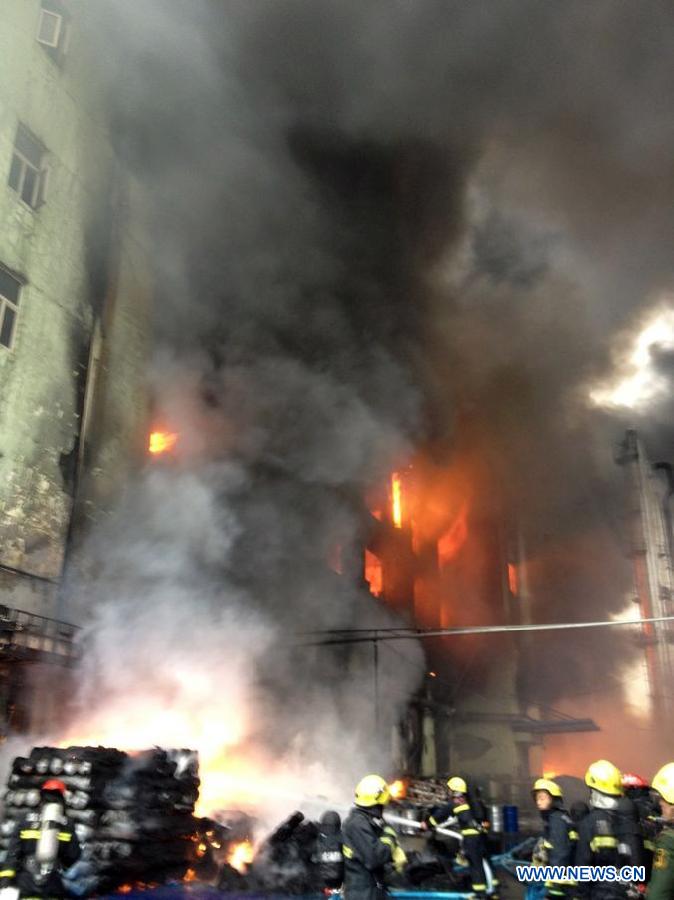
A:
[8,125,48,209]
[0,268,22,350]
[36,1,70,61]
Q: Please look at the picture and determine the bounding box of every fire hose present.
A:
[383,814,495,894]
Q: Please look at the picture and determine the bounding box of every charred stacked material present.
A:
[1,746,201,894]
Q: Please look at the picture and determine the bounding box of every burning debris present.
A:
[0,746,205,894]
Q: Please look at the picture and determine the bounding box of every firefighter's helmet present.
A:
[447,776,467,794]
[622,773,649,790]
[652,764,674,805]
[532,777,563,798]
[585,760,623,796]
[41,779,66,795]
[355,775,390,807]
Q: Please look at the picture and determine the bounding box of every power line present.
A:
[303,614,674,646]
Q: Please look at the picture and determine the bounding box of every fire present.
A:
[148,431,178,455]
[391,473,403,528]
[388,779,406,800]
[507,563,518,596]
[228,840,254,873]
[437,501,468,566]
[543,770,557,779]
[364,549,383,597]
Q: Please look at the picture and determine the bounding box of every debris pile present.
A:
[1,746,202,894]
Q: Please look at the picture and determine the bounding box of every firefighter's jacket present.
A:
[342,806,394,900]
[575,796,644,899]
[429,797,491,894]
[647,825,674,900]
[0,808,80,899]
[532,807,578,897]
[633,795,661,881]
[429,797,483,838]
[313,817,344,889]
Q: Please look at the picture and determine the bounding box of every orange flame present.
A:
[507,563,519,596]
[228,840,254,874]
[364,549,383,597]
[437,501,468,566]
[388,779,407,800]
[148,431,178,455]
[391,473,403,528]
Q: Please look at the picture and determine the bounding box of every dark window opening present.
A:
[0,267,22,350]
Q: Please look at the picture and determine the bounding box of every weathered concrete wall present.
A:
[0,1,152,616]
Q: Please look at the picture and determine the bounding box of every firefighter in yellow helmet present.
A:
[342,775,407,900]
[425,776,496,900]
[575,760,644,900]
[647,763,674,900]
[531,777,578,899]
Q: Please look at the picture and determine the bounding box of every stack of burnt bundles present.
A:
[1,746,201,892]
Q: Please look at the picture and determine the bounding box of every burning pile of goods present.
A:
[0,746,203,894]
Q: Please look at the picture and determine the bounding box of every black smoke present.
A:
[70,0,674,782]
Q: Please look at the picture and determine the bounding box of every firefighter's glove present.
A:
[392,845,408,874]
[532,839,548,866]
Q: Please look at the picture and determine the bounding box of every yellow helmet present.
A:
[585,760,623,797]
[652,763,674,805]
[447,776,467,793]
[355,774,391,807]
[532,778,563,798]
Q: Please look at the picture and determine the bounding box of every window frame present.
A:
[36,7,63,48]
[0,269,22,352]
[8,128,48,210]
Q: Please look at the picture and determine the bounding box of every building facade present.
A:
[0,0,152,617]
[0,0,152,732]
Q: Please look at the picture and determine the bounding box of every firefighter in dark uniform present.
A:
[576,760,644,900]
[531,777,578,899]
[313,810,344,892]
[342,775,407,900]
[0,779,80,900]
[648,763,674,900]
[427,776,496,900]
[623,773,660,881]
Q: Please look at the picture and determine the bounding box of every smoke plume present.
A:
[58,0,674,801]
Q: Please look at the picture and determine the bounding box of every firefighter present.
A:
[647,763,674,900]
[531,777,578,899]
[342,775,407,900]
[313,810,344,893]
[426,776,496,900]
[0,779,80,900]
[576,760,643,900]
[623,773,660,881]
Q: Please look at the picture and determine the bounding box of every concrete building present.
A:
[362,467,598,805]
[616,430,674,718]
[0,0,152,730]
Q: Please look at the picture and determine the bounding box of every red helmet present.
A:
[622,773,649,790]
[41,779,66,795]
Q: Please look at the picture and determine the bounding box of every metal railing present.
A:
[0,604,80,665]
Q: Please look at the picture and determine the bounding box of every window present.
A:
[8,126,48,209]
[36,2,70,61]
[0,268,22,350]
[37,8,63,47]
